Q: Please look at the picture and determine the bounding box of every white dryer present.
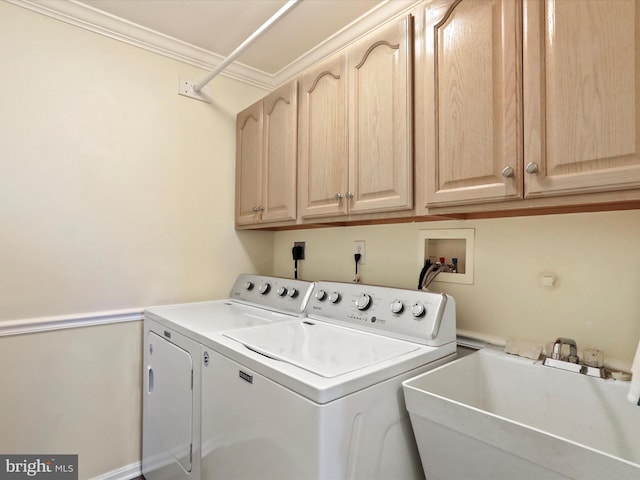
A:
[142,274,315,480]
[200,281,457,479]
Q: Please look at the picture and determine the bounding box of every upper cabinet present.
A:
[297,53,349,218]
[298,16,414,220]
[236,81,298,227]
[417,0,640,209]
[416,0,522,207]
[348,16,414,215]
[523,0,640,197]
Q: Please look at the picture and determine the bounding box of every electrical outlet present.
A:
[293,241,305,260]
[354,240,366,265]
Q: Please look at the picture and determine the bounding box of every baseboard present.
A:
[91,461,141,480]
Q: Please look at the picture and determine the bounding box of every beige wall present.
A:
[0,3,272,478]
[273,210,640,370]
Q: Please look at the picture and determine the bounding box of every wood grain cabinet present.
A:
[298,16,414,220]
[235,81,298,227]
[523,0,640,198]
[416,0,522,207]
[417,0,640,209]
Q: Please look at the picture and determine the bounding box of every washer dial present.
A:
[390,300,404,314]
[329,292,341,304]
[356,294,371,310]
[411,303,426,317]
[259,282,271,294]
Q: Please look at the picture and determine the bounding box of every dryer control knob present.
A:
[390,300,404,314]
[329,292,341,304]
[411,303,426,317]
[244,281,254,290]
[315,289,327,301]
[276,286,287,296]
[287,288,298,298]
[356,294,371,310]
[259,282,271,294]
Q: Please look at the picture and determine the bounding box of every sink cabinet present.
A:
[235,81,298,227]
[417,0,640,210]
[298,15,414,220]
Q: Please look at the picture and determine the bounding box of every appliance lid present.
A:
[223,320,420,378]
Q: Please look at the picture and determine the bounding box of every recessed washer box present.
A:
[418,228,474,285]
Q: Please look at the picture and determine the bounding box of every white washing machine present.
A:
[200,281,457,480]
[142,274,315,480]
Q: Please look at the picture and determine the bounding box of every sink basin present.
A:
[402,348,640,479]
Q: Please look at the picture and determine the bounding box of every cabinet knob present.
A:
[525,162,539,174]
[335,193,343,201]
[346,192,354,200]
[501,166,515,178]
[251,207,258,213]
[257,206,264,212]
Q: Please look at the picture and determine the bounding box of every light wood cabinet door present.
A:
[524,0,640,197]
[262,81,298,223]
[418,0,522,207]
[235,101,263,225]
[348,15,414,213]
[298,53,348,219]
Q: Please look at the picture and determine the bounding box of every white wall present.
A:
[0,3,273,478]
[273,210,640,370]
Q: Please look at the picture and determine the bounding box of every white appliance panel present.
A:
[223,320,420,377]
[143,329,195,479]
[202,349,436,480]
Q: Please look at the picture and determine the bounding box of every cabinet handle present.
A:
[251,207,258,213]
[525,162,539,174]
[257,206,264,212]
[501,166,514,178]
[346,192,354,200]
[335,193,343,201]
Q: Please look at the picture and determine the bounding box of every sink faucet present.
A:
[551,337,578,363]
[544,337,605,378]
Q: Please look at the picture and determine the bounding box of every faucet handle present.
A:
[551,337,579,362]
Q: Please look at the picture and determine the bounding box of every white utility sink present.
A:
[403,348,640,479]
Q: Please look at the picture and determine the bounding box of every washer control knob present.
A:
[329,292,341,304]
[258,282,271,294]
[276,286,287,296]
[356,294,371,310]
[411,303,426,317]
[287,288,298,298]
[244,281,254,291]
[315,289,327,301]
[390,300,404,314]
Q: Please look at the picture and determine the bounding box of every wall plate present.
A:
[178,77,212,103]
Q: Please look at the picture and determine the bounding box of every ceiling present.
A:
[80,0,386,75]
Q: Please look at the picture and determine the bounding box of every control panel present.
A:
[229,274,315,315]
[306,281,456,346]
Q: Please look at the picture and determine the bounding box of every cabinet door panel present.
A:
[420,0,522,206]
[349,16,413,213]
[262,81,297,223]
[524,0,640,196]
[235,102,263,225]
[298,54,348,218]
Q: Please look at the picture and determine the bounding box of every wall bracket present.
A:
[178,77,212,103]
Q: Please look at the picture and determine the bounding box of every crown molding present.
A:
[8,0,419,91]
